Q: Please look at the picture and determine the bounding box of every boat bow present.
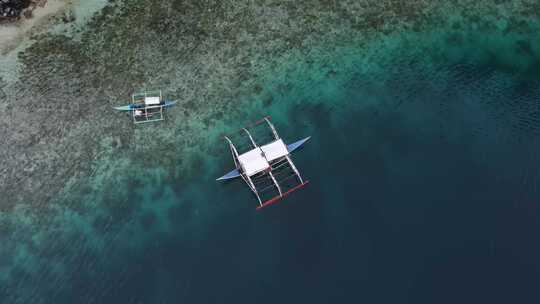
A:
[286,136,311,153]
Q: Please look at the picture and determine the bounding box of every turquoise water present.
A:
[2,4,540,303]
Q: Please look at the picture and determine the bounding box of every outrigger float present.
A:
[113,90,178,124]
[217,116,310,210]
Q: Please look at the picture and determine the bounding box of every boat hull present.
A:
[216,136,311,181]
[113,100,178,111]
[286,137,311,153]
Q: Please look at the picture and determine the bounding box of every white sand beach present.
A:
[0,0,107,83]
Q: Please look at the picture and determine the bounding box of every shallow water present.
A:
[2,1,540,303]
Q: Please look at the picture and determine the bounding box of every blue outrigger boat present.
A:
[114,90,178,124]
[217,116,310,210]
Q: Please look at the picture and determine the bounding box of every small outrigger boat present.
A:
[217,116,310,210]
[113,90,178,124]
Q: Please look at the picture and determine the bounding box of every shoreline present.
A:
[0,0,107,85]
[0,0,67,86]
[0,0,65,54]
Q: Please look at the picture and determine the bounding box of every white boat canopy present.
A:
[238,148,270,177]
[237,138,290,177]
[260,138,289,162]
[144,96,161,105]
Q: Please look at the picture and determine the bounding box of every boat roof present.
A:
[260,139,288,162]
[238,147,269,176]
[132,90,162,105]
[237,139,289,177]
[144,96,160,105]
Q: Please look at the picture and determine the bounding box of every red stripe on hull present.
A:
[256,181,310,210]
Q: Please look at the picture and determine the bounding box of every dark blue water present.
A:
[3,13,540,304]
[100,42,540,303]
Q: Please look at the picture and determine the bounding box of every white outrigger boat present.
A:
[217,116,310,210]
[113,90,178,124]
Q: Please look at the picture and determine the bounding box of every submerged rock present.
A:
[61,8,75,23]
[0,0,32,20]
